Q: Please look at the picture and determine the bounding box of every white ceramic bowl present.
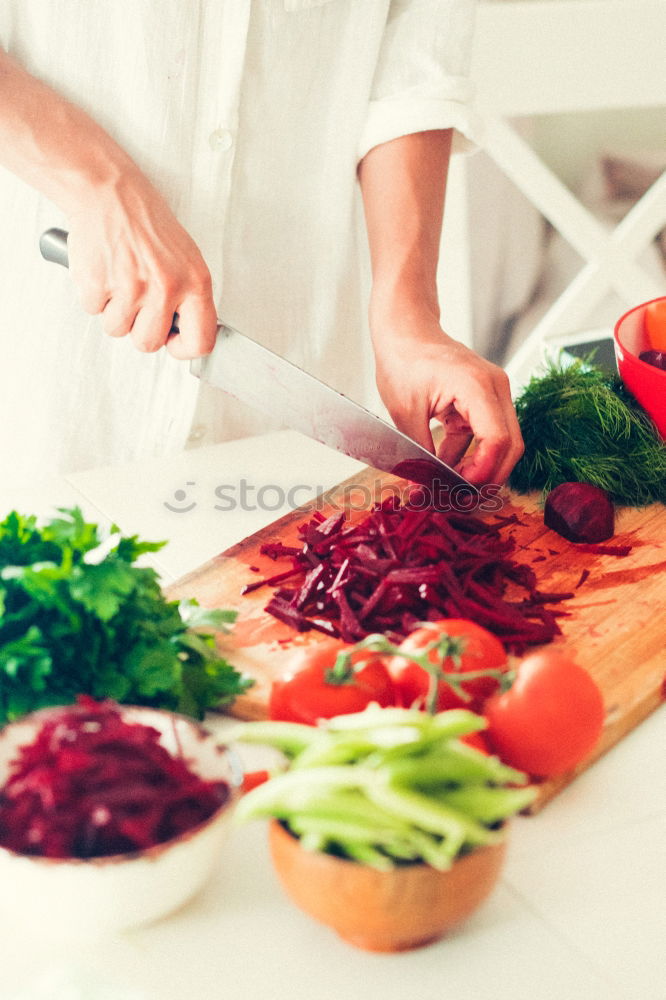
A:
[0,704,243,938]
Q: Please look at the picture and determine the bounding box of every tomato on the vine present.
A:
[484,650,605,777]
[268,638,396,725]
[389,619,508,713]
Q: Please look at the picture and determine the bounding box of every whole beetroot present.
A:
[544,482,614,543]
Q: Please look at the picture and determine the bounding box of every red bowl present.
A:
[614,296,666,439]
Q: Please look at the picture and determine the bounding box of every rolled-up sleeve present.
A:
[358,0,481,162]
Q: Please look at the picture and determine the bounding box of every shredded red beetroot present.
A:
[0,697,229,859]
[572,543,633,557]
[244,497,572,652]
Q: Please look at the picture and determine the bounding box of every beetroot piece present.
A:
[544,482,615,543]
[639,350,666,371]
[0,697,230,859]
[246,496,572,652]
[573,543,632,557]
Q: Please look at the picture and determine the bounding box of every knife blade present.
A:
[39,227,477,500]
[191,325,477,498]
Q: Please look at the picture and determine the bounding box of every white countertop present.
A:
[1,431,664,1000]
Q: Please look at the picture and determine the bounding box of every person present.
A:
[0,0,523,489]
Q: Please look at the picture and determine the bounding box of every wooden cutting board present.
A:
[165,469,666,809]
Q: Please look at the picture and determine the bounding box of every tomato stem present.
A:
[325,652,357,686]
[420,635,466,714]
[337,632,509,715]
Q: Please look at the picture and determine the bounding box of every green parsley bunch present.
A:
[0,507,252,723]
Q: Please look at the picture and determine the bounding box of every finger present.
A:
[76,280,110,316]
[166,291,218,361]
[391,399,436,456]
[458,431,510,485]
[493,414,525,485]
[69,255,110,315]
[466,369,524,484]
[455,391,514,485]
[434,409,474,469]
[101,295,141,340]
[129,298,176,353]
[492,392,524,485]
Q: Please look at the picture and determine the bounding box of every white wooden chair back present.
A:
[440,0,666,389]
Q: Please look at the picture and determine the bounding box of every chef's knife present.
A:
[40,227,477,499]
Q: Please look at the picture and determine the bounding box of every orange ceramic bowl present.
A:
[268,819,507,952]
[614,297,666,439]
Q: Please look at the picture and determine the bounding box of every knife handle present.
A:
[40,227,181,335]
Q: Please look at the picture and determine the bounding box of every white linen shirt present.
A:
[0,0,478,485]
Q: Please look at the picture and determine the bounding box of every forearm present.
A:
[0,47,216,358]
[0,47,139,214]
[357,129,453,331]
[357,128,523,484]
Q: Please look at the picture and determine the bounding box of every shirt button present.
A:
[208,128,233,152]
[187,423,206,444]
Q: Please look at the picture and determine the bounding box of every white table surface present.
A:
[1,431,664,1000]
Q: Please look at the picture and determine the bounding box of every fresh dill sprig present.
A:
[509,357,666,506]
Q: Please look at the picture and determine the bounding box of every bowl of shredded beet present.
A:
[0,697,243,937]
